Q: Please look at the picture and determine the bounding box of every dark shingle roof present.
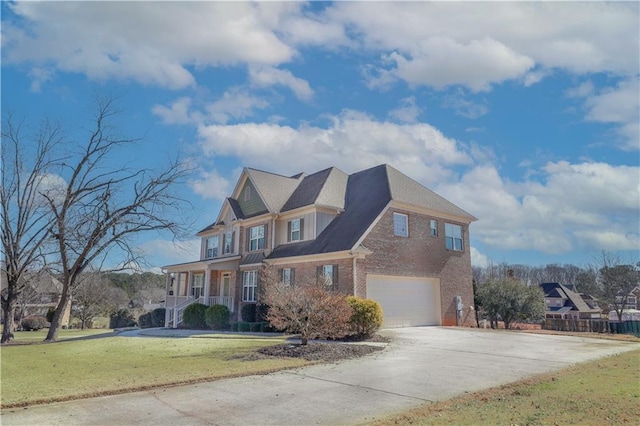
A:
[268,164,391,258]
[241,252,265,266]
[281,168,333,212]
[540,282,600,313]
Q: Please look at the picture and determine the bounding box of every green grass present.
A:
[372,349,640,425]
[5,328,113,343]
[1,334,308,407]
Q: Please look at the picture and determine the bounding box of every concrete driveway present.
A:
[2,327,639,425]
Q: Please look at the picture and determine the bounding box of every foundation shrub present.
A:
[205,304,230,330]
[241,303,257,322]
[182,303,208,329]
[151,308,166,327]
[347,296,383,338]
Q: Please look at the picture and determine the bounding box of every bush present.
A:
[241,303,257,322]
[138,312,153,329]
[21,315,49,331]
[347,296,383,338]
[46,307,56,323]
[256,303,270,321]
[205,304,230,330]
[151,308,166,327]
[182,303,208,329]
[109,309,137,329]
[238,322,250,332]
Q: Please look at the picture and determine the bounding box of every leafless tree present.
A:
[593,251,640,322]
[72,272,128,329]
[1,115,61,343]
[262,266,352,345]
[41,97,190,342]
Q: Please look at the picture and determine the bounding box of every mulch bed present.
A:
[257,340,386,362]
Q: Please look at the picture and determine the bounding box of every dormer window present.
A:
[288,218,303,242]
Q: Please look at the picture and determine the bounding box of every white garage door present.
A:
[366,275,441,328]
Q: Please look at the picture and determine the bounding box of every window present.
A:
[249,225,265,251]
[393,212,408,237]
[288,218,303,242]
[223,231,233,254]
[244,186,251,201]
[205,236,218,258]
[191,273,204,298]
[430,220,438,237]
[282,268,293,285]
[445,223,463,251]
[319,264,338,289]
[178,272,188,296]
[243,270,258,302]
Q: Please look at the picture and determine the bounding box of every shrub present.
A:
[138,312,153,328]
[205,304,230,330]
[21,316,49,331]
[238,322,250,332]
[182,303,208,329]
[109,309,136,329]
[347,296,383,338]
[249,322,262,332]
[151,308,166,327]
[241,303,257,322]
[256,303,270,322]
[46,308,56,323]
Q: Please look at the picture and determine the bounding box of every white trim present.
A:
[264,250,354,265]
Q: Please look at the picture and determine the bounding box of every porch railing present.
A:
[166,296,199,328]
[208,296,234,312]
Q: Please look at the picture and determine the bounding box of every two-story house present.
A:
[163,164,477,328]
[539,282,602,319]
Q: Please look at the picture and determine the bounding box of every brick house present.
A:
[163,164,477,328]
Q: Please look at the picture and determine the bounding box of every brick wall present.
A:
[361,208,475,326]
[261,258,354,295]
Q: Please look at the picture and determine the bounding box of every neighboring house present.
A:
[615,286,640,310]
[0,271,71,327]
[540,282,602,319]
[164,164,477,328]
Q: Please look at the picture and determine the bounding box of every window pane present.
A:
[393,213,408,237]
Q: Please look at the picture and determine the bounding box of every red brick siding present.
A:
[361,208,475,326]
[262,258,355,296]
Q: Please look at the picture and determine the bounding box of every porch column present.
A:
[203,268,211,304]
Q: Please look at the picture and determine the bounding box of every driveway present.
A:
[2,327,639,425]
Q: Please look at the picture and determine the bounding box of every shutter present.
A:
[278,268,283,283]
[299,218,304,240]
[291,268,295,286]
[333,264,339,291]
[317,266,322,284]
[231,231,235,253]
[287,221,292,242]
[262,224,267,249]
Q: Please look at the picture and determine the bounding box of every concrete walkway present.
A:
[2,327,639,425]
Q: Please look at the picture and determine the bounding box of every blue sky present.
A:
[2,1,639,271]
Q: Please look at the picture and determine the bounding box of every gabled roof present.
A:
[540,282,601,313]
[281,167,348,212]
[268,164,392,258]
[244,168,302,213]
[386,164,477,221]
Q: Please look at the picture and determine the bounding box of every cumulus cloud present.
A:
[195,110,471,186]
[438,161,640,254]
[442,89,489,119]
[4,2,298,88]
[189,169,232,201]
[388,97,422,123]
[470,247,490,268]
[248,66,314,101]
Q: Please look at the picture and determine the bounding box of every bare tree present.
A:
[262,267,352,345]
[72,272,128,329]
[1,116,60,343]
[42,97,190,342]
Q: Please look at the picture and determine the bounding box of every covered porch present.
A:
[164,257,240,328]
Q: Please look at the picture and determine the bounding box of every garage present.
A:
[366,275,441,327]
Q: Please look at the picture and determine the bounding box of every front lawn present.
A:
[1,334,309,407]
[372,349,640,425]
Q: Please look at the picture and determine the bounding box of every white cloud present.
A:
[189,170,232,201]
[387,37,534,92]
[442,89,489,119]
[139,238,201,268]
[195,110,471,186]
[206,88,270,124]
[438,161,640,255]
[249,66,314,101]
[152,97,201,125]
[388,97,421,123]
[470,247,490,268]
[583,79,640,151]
[4,2,298,89]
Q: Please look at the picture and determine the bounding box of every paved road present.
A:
[3,327,639,425]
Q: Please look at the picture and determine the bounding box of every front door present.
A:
[221,273,231,299]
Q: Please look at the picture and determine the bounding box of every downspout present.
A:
[352,255,357,297]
